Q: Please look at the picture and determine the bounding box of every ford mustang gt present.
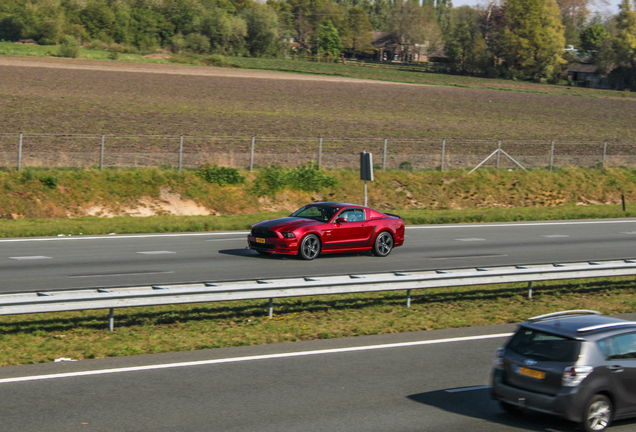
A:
[247,202,405,260]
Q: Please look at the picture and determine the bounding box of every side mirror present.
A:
[336,217,346,224]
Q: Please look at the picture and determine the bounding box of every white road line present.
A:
[0,333,512,384]
[407,220,636,229]
[455,238,485,242]
[0,232,250,243]
[9,256,51,260]
[445,385,491,393]
[540,234,570,238]
[621,232,636,235]
[205,238,246,242]
[137,251,176,255]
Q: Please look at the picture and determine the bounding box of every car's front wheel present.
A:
[373,231,394,257]
[582,394,613,432]
[298,234,321,260]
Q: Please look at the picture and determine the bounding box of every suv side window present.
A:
[599,333,636,360]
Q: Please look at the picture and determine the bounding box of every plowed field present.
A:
[1,56,634,143]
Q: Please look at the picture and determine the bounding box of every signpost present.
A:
[360,151,373,206]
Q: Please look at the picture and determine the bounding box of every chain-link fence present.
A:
[0,133,633,171]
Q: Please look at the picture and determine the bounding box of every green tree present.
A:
[503,0,566,80]
[580,23,609,54]
[312,19,343,58]
[445,6,489,74]
[385,1,442,62]
[240,6,279,57]
[79,0,116,41]
[612,0,636,89]
[341,6,375,56]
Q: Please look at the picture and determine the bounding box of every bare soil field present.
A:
[0,56,634,147]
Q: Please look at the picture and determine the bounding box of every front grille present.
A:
[251,228,278,238]
[249,241,275,250]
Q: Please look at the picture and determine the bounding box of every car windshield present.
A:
[508,328,581,362]
[290,205,339,222]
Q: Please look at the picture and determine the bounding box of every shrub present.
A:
[39,174,58,189]
[399,161,413,172]
[57,36,80,58]
[202,54,228,67]
[196,165,245,186]
[252,163,338,196]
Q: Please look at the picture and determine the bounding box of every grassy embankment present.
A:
[0,166,636,366]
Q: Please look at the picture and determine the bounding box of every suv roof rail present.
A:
[578,322,636,333]
[528,310,602,323]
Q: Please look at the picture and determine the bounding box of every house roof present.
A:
[568,64,598,73]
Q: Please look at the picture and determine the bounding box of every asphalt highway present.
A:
[0,218,635,292]
[2,318,636,432]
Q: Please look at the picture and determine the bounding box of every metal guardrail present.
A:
[2,259,636,331]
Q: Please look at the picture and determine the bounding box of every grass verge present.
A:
[1,277,635,366]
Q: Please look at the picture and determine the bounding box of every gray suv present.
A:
[491,310,636,431]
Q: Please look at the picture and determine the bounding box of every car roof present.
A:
[520,311,635,340]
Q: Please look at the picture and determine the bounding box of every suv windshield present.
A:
[508,327,581,362]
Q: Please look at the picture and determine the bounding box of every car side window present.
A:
[601,333,636,360]
[338,209,365,222]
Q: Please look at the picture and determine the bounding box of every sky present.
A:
[450,0,624,16]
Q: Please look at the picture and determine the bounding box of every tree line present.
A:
[0,0,634,89]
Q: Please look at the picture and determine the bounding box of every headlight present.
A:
[281,232,296,239]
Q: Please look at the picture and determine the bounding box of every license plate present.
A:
[516,366,545,380]
[256,238,266,244]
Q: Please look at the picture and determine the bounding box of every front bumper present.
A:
[491,371,587,423]
[247,235,298,255]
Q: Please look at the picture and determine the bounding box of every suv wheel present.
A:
[583,394,612,432]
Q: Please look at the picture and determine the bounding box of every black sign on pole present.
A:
[360,151,373,181]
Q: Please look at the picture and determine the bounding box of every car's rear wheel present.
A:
[583,394,612,432]
[373,231,394,257]
[298,234,320,260]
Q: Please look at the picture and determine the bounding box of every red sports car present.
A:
[247,202,405,260]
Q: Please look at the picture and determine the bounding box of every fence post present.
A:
[178,135,184,173]
[100,134,105,171]
[602,142,607,169]
[496,140,501,169]
[250,136,255,171]
[383,138,388,171]
[318,137,323,168]
[17,132,22,172]
[440,139,446,171]
[550,141,555,172]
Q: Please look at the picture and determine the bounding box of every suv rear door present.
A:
[504,327,581,395]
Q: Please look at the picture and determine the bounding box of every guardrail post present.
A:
[100,134,105,171]
[406,289,411,308]
[268,298,273,319]
[17,132,22,172]
[528,281,533,299]
[250,136,255,171]
[178,135,184,173]
[108,308,115,332]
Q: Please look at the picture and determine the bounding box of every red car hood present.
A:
[253,217,320,231]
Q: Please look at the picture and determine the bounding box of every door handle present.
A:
[608,365,624,373]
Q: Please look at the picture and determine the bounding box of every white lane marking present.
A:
[445,385,491,393]
[408,220,636,229]
[621,232,636,234]
[68,271,174,279]
[455,238,485,242]
[0,333,512,384]
[205,238,246,242]
[9,256,51,260]
[0,232,250,243]
[540,234,569,238]
[137,251,176,255]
